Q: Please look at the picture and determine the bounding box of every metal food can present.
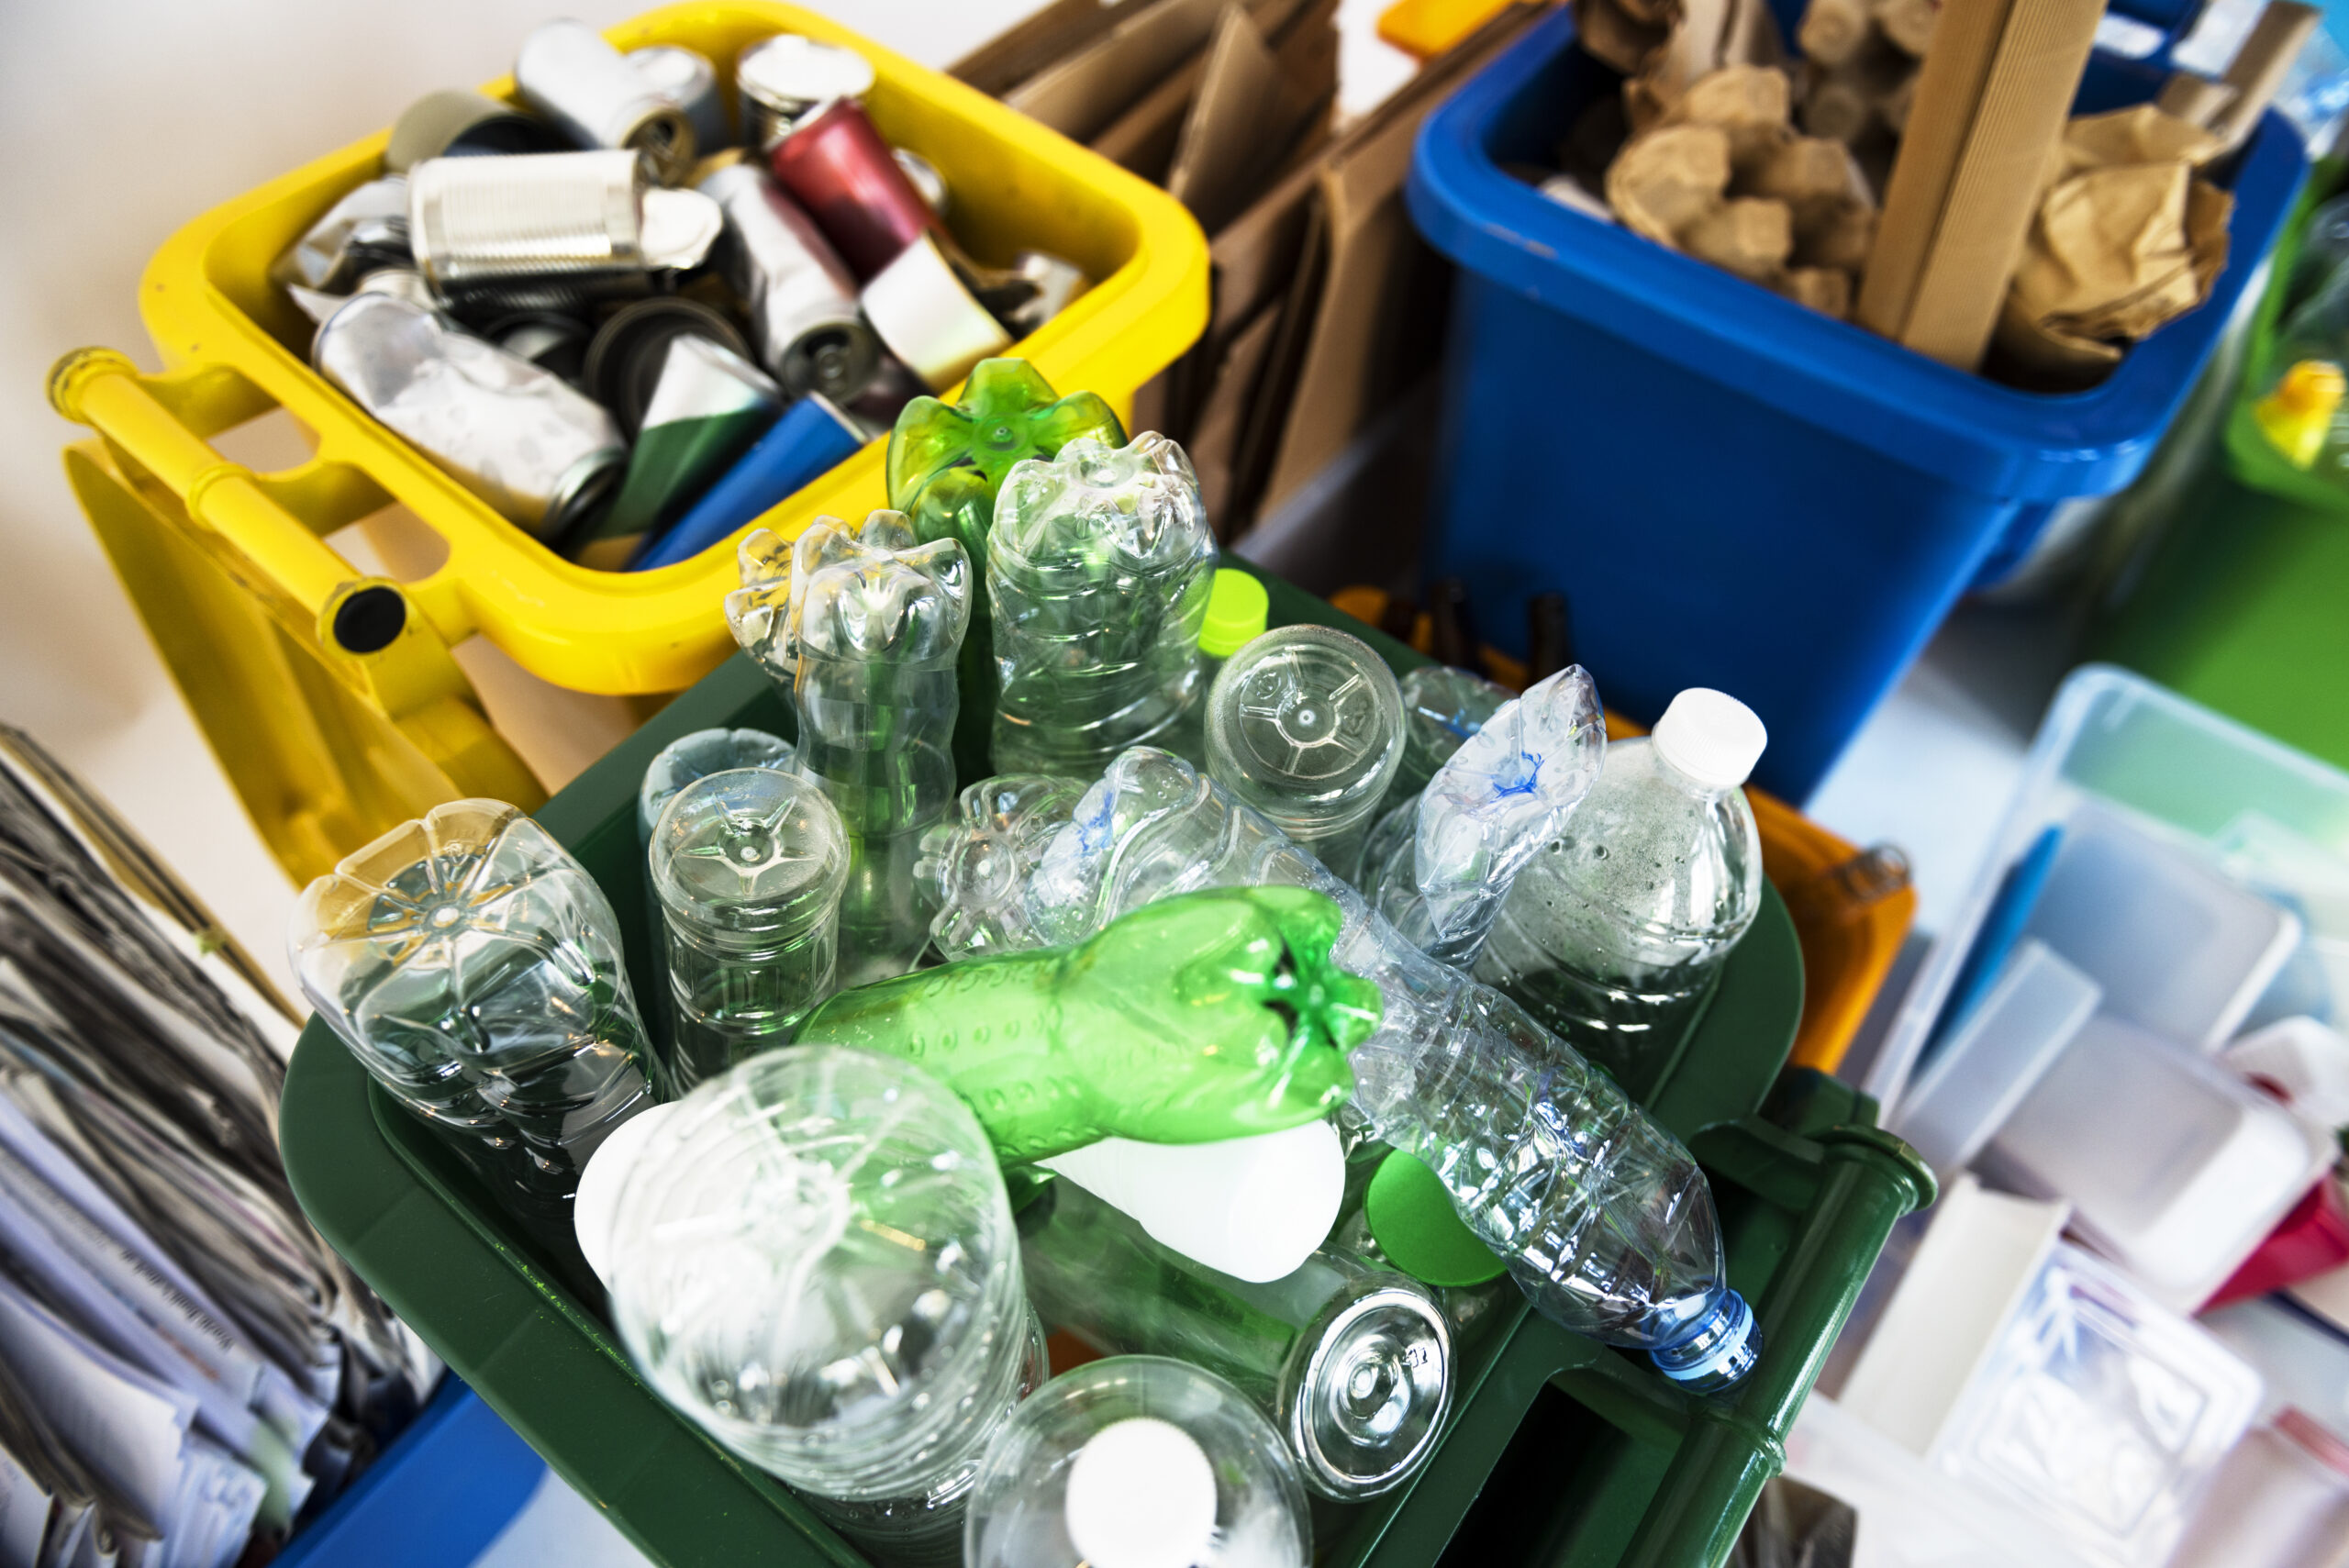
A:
[627,46,729,159]
[766,97,937,279]
[735,35,875,151]
[858,231,1012,393]
[699,162,878,405]
[630,393,867,571]
[406,150,722,313]
[516,18,696,183]
[313,292,625,539]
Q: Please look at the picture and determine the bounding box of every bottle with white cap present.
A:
[1475,687,1767,1083]
[964,1355,1310,1568]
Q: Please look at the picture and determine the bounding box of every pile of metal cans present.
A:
[275,18,1090,571]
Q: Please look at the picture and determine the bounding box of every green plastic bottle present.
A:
[885,358,1127,780]
[800,885,1377,1162]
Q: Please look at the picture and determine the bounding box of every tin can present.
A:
[406,150,722,313]
[314,293,625,539]
[627,46,729,159]
[735,34,875,151]
[515,18,696,184]
[385,89,567,171]
[859,232,1012,393]
[893,150,949,218]
[630,393,866,571]
[699,163,878,405]
[766,97,938,279]
[582,297,753,439]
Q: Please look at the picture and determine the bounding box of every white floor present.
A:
[0,1,2073,1562]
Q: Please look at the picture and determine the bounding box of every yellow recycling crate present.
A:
[51,1,1209,885]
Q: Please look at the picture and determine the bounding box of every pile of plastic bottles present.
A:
[273,19,1089,573]
[285,358,1780,1568]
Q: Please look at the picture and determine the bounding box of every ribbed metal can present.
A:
[406,150,720,313]
[699,162,878,405]
[313,293,625,539]
[516,18,696,183]
[735,34,874,151]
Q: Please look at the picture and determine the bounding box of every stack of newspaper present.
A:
[0,726,436,1568]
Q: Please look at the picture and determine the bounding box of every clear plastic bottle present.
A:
[1359,665,1605,967]
[1382,663,1511,815]
[911,773,1089,961]
[964,1355,1310,1568]
[647,767,849,1094]
[1020,1178,1452,1502]
[1204,626,1405,884]
[289,799,655,1220]
[987,434,1218,777]
[725,510,969,982]
[635,727,797,844]
[922,748,1758,1385]
[605,1046,1045,1568]
[1475,688,1766,1084]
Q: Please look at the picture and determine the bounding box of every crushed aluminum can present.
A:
[735,34,874,152]
[627,46,729,160]
[1002,250,1090,336]
[859,231,1013,393]
[699,162,879,405]
[286,265,442,328]
[406,150,722,314]
[313,292,626,539]
[766,96,938,279]
[486,311,595,385]
[572,335,782,570]
[273,176,411,293]
[581,297,753,439]
[630,393,866,571]
[892,150,949,219]
[384,89,566,171]
[515,18,696,184]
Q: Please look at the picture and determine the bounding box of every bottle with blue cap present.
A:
[1476,687,1769,1084]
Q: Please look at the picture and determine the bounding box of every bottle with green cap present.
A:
[1475,686,1768,1084]
[1163,566,1268,768]
[1203,625,1404,884]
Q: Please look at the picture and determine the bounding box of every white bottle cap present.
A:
[1041,1119,1343,1283]
[573,1101,683,1288]
[1064,1417,1219,1568]
[1652,688,1767,791]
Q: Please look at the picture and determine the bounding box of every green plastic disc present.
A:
[1364,1151,1508,1287]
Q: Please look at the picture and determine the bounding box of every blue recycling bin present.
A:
[277,1378,543,1567]
[1405,6,2305,802]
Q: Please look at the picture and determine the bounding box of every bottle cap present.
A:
[1652,688,1767,791]
[1649,1289,1762,1392]
[1198,568,1270,659]
[1064,1418,1219,1568]
[1364,1151,1508,1287]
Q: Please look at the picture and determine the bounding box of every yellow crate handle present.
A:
[50,347,540,811]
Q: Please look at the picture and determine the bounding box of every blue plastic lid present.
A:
[1404,6,2308,504]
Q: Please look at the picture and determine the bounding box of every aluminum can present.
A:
[516,17,696,183]
[859,232,1011,392]
[766,97,937,279]
[627,46,729,158]
[735,34,874,151]
[699,162,878,404]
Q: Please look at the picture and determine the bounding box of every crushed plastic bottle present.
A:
[647,766,849,1093]
[1475,688,1766,1084]
[801,886,1374,1162]
[289,799,654,1218]
[1357,665,1605,968]
[987,434,1217,777]
[727,511,969,982]
[606,1046,1043,1567]
[911,773,1088,962]
[1204,625,1405,884]
[920,749,1758,1384]
[1382,662,1512,816]
[885,358,1127,778]
[964,1355,1310,1568]
[1021,1179,1452,1501]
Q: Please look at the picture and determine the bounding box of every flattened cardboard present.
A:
[949,0,1163,97]
[1168,0,1341,231]
[1008,0,1233,142]
[1854,0,2104,370]
[2210,0,2321,150]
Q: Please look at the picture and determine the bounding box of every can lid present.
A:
[1653,688,1767,791]
[737,34,875,114]
[1063,1418,1219,1568]
[1199,568,1270,658]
